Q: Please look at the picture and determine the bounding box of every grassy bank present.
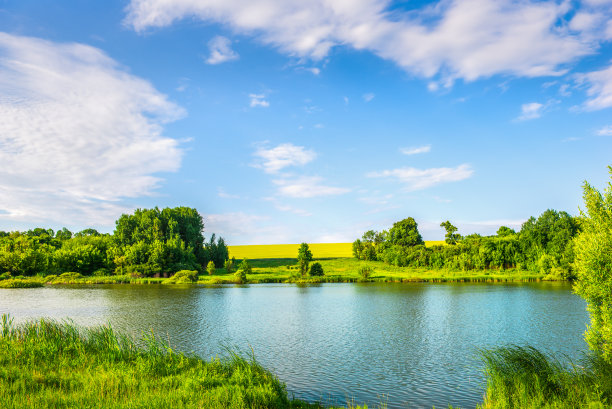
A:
[0,258,550,287]
[197,258,547,285]
[0,315,360,409]
[477,346,612,408]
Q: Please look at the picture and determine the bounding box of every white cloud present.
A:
[273,176,350,198]
[362,92,375,102]
[368,164,473,190]
[254,143,317,174]
[218,188,241,199]
[576,62,612,110]
[401,145,431,155]
[517,102,544,120]
[206,35,239,64]
[307,67,320,75]
[596,125,612,135]
[125,0,599,85]
[0,32,185,226]
[274,203,312,217]
[249,93,270,107]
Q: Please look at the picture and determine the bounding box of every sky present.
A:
[0,0,612,244]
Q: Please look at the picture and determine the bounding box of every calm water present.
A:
[0,282,588,409]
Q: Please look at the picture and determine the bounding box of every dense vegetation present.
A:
[0,315,345,409]
[0,207,229,278]
[353,210,580,280]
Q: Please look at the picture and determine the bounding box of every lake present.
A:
[0,282,588,409]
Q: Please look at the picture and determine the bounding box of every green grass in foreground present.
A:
[0,315,366,409]
[477,345,612,408]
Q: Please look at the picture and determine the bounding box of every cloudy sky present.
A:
[1,0,611,244]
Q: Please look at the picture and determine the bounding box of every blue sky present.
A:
[1,0,611,244]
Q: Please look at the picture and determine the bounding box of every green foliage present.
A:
[358,264,373,279]
[309,262,324,276]
[235,259,251,283]
[353,210,579,276]
[224,257,235,274]
[389,217,424,247]
[207,260,216,275]
[297,243,313,276]
[574,166,612,363]
[0,278,44,288]
[204,234,230,268]
[440,220,461,245]
[162,269,198,284]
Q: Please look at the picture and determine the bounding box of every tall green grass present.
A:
[478,345,612,408]
[0,315,358,409]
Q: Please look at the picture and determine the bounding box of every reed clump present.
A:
[0,315,347,409]
[478,345,612,408]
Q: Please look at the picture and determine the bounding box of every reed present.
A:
[0,314,359,409]
[478,345,612,408]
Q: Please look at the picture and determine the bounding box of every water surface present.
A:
[0,282,588,409]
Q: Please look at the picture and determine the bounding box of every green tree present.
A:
[440,221,461,245]
[309,262,324,276]
[224,257,235,274]
[297,243,313,276]
[496,226,516,237]
[388,217,424,247]
[207,260,216,275]
[574,166,612,363]
[235,259,251,283]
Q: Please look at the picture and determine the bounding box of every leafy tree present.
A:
[309,262,324,276]
[388,217,424,247]
[297,243,313,276]
[352,239,364,260]
[440,221,461,244]
[207,260,216,275]
[497,226,516,237]
[55,228,73,241]
[224,257,235,274]
[235,258,251,283]
[574,166,612,362]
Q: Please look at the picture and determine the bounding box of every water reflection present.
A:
[0,282,587,409]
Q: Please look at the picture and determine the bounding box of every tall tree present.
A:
[574,166,612,363]
[440,221,461,245]
[297,243,313,276]
[388,217,424,247]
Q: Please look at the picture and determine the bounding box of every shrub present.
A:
[358,265,373,279]
[309,262,324,276]
[207,260,216,275]
[0,272,11,280]
[235,269,247,284]
[224,258,235,274]
[162,270,198,284]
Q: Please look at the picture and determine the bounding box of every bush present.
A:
[0,279,44,288]
[162,270,198,284]
[309,262,324,276]
[93,268,109,277]
[358,265,373,279]
[0,272,11,280]
[224,258,235,274]
[207,260,216,275]
[235,269,247,284]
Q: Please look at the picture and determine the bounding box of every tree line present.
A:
[352,209,580,279]
[0,207,228,277]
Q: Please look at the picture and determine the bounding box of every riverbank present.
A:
[0,315,356,409]
[0,258,556,287]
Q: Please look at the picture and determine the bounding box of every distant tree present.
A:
[55,228,73,241]
[496,226,516,237]
[352,239,364,260]
[235,258,251,284]
[224,257,235,274]
[309,262,324,276]
[388,217,424,247]
[207,260,216,275]
[574,166,612,363]
[74,228,100,238]
[440,221,461,245]
[297,243,313,276]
